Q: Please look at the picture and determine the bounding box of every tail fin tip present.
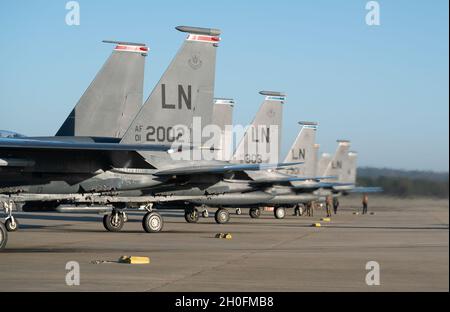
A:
[259,91,286,97]
[176,26,221,36]
[102,40,147,47]
[299,121,318,126]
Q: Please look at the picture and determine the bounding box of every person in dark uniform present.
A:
[325,195,332,217]
[333,198,339,214]
[362,194,369,214]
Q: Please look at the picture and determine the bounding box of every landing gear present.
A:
[184,207,200,223]
[294,205,303,217]
[202,209,209,218]
[249,207,261,219]
[215,208,230,224]
[5,216,19,232]
[0,222,7,250]
[142,211,164,233]
[3,201,18,232]
[235,208,242,215]
[102,211,125,232]
[274,207,286,219]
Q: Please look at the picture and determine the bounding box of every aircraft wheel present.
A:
[202,209,209,218]
[142,211,164,233]
[5,217,19,232]
[249,207,261,219]
[215,208,230,224]
[274,207,286,219]
[0,222,8,250]
[184,208,200,223]
[235,208,242,215]
[103,212,124,232]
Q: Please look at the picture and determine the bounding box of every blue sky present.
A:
[0,0,448,171]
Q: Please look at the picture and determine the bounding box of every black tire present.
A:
[249,207,261,219]
[0,222,8,250]
[5,217,19,232]
[215,209,230,224]
[274,207,286,219]
[184,208,199,223]
[102,213,124,232]
[142,211,164,233]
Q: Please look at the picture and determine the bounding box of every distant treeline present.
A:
[357,167,449,198]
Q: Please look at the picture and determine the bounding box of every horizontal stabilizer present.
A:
[154,162,303,176]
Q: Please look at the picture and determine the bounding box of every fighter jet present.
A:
[185,125,358,221]
[156,91,288,223]
[0,26,298,249]
[0,39,148,233]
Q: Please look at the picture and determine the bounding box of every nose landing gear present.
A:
[102,210,126,232]
[3,201,19,232]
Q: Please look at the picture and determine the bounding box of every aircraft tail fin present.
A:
[323,140,351,182]
[120,26,220,150]
[56,41,147,138]
[212,98,234,161]
[232,91,285,164]
[316,152,332,177]
[282,122,318,176]
[344,151,358,184]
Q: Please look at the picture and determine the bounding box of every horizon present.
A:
[0,0,448,171]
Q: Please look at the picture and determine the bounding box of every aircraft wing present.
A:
[289,182,355,190]
[0,137,172,152]
[347,186,384,193]
[249,175,338,184]
[153,162,303,176]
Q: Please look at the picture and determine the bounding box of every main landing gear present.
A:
[102,204,163,233]
[214,208,230,224]
[0,221,7,250]
[249,207,261,219]
[142,211,164,233]
[274,207,286,219]
[184,207,200,223]
[184,206,210,223]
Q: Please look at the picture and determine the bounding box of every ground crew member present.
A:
[362,194,369,214]
[333,198,339,214]
[306,201,314,217]
[325,195,332,217]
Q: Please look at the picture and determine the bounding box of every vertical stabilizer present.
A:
[232,91,285,164]
[282,122,318,176]
[212,98,234,161]
[56,41,147,138]
[120,26,220,149]
[323,140,351,181]
[316,152,332,177]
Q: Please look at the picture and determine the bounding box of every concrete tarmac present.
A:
[0,196,448,291]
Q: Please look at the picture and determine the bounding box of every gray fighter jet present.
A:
[0,26,298,249]
[0,39,149,234]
